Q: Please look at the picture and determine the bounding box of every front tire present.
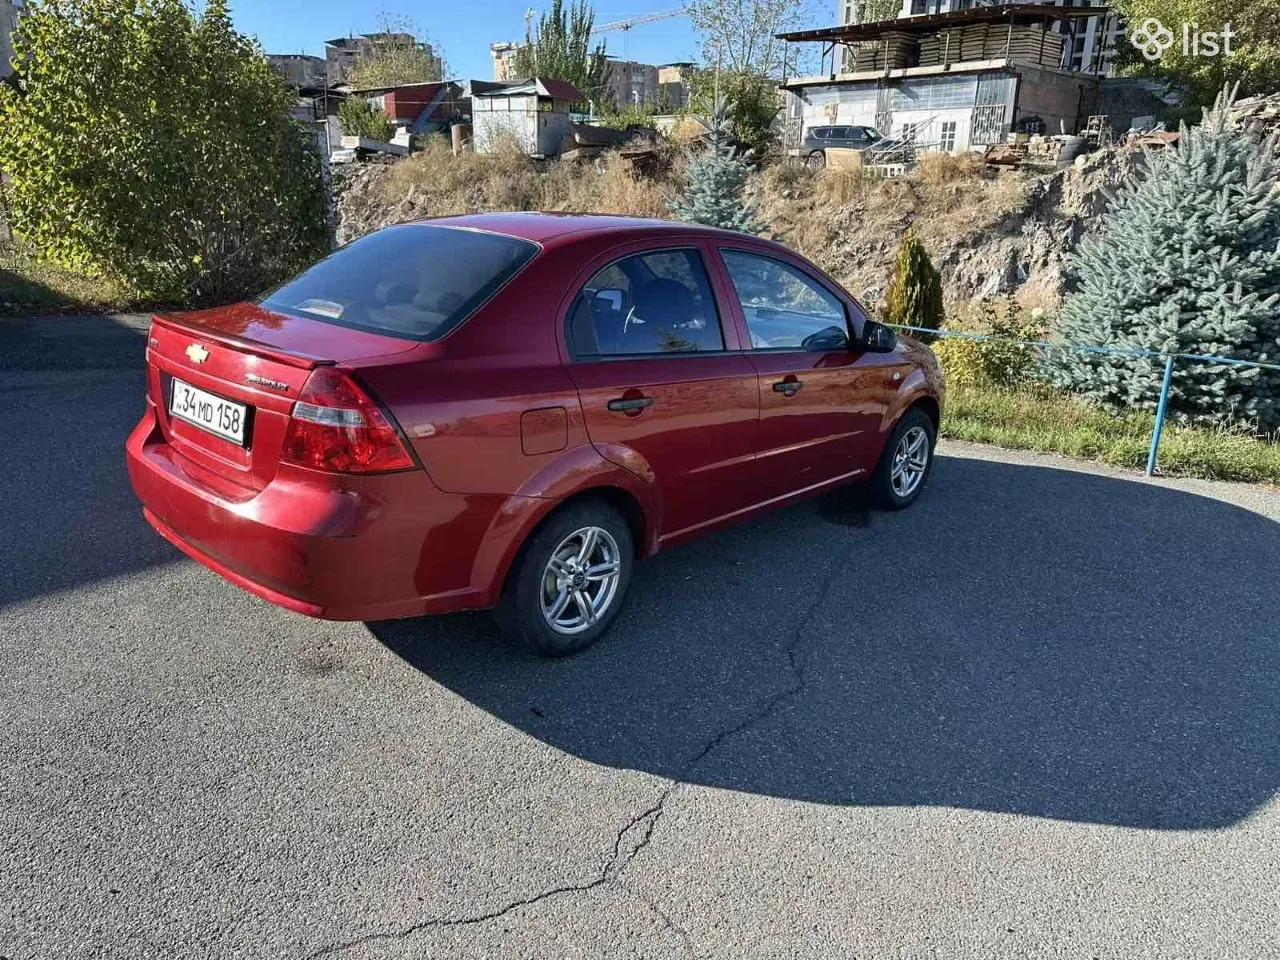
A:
[496,500,634,657]
[870,408,936,509]
[807,150,827,168]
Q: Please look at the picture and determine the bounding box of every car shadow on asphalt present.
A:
[370,454,1280,832]
[0,315,176,609]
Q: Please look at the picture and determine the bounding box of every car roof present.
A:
[423,211,750,246]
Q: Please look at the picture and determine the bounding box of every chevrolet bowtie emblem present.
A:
[186,343,209,363]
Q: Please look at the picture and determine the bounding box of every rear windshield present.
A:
[259,224,538,342]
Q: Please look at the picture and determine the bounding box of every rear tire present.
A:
[495,500,634,658]
[870,408,936,510]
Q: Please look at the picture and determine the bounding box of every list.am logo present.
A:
[1130,17,1236,61]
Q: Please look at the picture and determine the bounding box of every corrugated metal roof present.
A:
[473,78,586,102]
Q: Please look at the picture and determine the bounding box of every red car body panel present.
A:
[125,214,943,621]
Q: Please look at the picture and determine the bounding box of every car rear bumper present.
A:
[126,406,497,620]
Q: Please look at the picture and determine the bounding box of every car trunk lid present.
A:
[146,303,417,494]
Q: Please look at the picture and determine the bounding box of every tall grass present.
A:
[944,382,1280,484]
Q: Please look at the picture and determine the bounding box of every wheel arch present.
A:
[469,447,660,608]
[909,394,940,433]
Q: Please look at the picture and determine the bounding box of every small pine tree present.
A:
[884,229,944,340]
[1047,85,1280,429]
[668,95,766,234]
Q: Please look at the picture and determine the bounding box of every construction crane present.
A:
[589,9,686,36]
[588,8,686,59]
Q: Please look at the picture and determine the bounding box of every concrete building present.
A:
[783,3,1110,154]
[490,41,522,81]
[1,0,23,80]
[325,33,442,85]
[657,62,695,109]
[605,58,660,108]
[267,54,327,90]
[841,0,1123,74]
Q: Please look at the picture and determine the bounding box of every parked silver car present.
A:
[801,125,882,167]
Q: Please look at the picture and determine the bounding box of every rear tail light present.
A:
[282,368,417,474]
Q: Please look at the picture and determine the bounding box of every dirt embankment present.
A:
[335,141,1139,311]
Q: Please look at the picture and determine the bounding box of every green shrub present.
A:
[339,98,393,142]
[932,335,985,387]
[0,0,329,306]
[885,230,944,341]
[934,298,1043,387]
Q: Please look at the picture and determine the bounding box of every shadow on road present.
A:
[371,456,1280,831]
[0,314,175,608]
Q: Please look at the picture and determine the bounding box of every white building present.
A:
[787,4,1109,155]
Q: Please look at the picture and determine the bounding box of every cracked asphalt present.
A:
[2,314,1279,959]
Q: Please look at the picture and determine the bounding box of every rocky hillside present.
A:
[334,140,1140,313]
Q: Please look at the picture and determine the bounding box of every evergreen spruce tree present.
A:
[669,96,766,234]
[1047,85,1280,429]
[884,229,944,341]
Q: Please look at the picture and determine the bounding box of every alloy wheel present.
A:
[540,526,622,636]
[890,426,929,498]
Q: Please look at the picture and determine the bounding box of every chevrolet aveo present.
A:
[127,213,944,656]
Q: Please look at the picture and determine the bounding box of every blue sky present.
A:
[227,1,709,79]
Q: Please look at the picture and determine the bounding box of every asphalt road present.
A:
[2,314,1278,959]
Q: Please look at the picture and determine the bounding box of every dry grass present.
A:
[760,156,1028,290]
[382,135,680,220]
[914,151,984,183]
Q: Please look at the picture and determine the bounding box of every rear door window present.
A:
[567,248,725,357]
[259,224,538,342]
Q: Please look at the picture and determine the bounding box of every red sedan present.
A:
[127,214,943,656]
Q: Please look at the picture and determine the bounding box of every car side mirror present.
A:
[860,320,897,353]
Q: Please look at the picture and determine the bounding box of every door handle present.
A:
[607,396,653,412]
[772,378,804,396]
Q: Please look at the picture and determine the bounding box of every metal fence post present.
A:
[1146,355,1176,476]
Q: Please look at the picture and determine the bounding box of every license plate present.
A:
[169,378,248,445]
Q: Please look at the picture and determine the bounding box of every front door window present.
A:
[719,250,850,352]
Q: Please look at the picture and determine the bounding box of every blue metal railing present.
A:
[886,323,1280,476]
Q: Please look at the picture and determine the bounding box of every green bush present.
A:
[0,0,329,306]
[340,98,393,143]
[934,298,1043,387]
[885,230,944,341]
[686,70,779,156]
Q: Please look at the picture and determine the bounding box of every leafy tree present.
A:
[669,96,767,234]
[858,0,902,20]
[685,0,808,77]
[345,14,446,90]
[884,230,944,341]
[339,97,393,142]
[1047,86,1280,429]
[687,69,780,155]
[512,0,611,108]
[0,0,328,305]
[1113,0,1280,103]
